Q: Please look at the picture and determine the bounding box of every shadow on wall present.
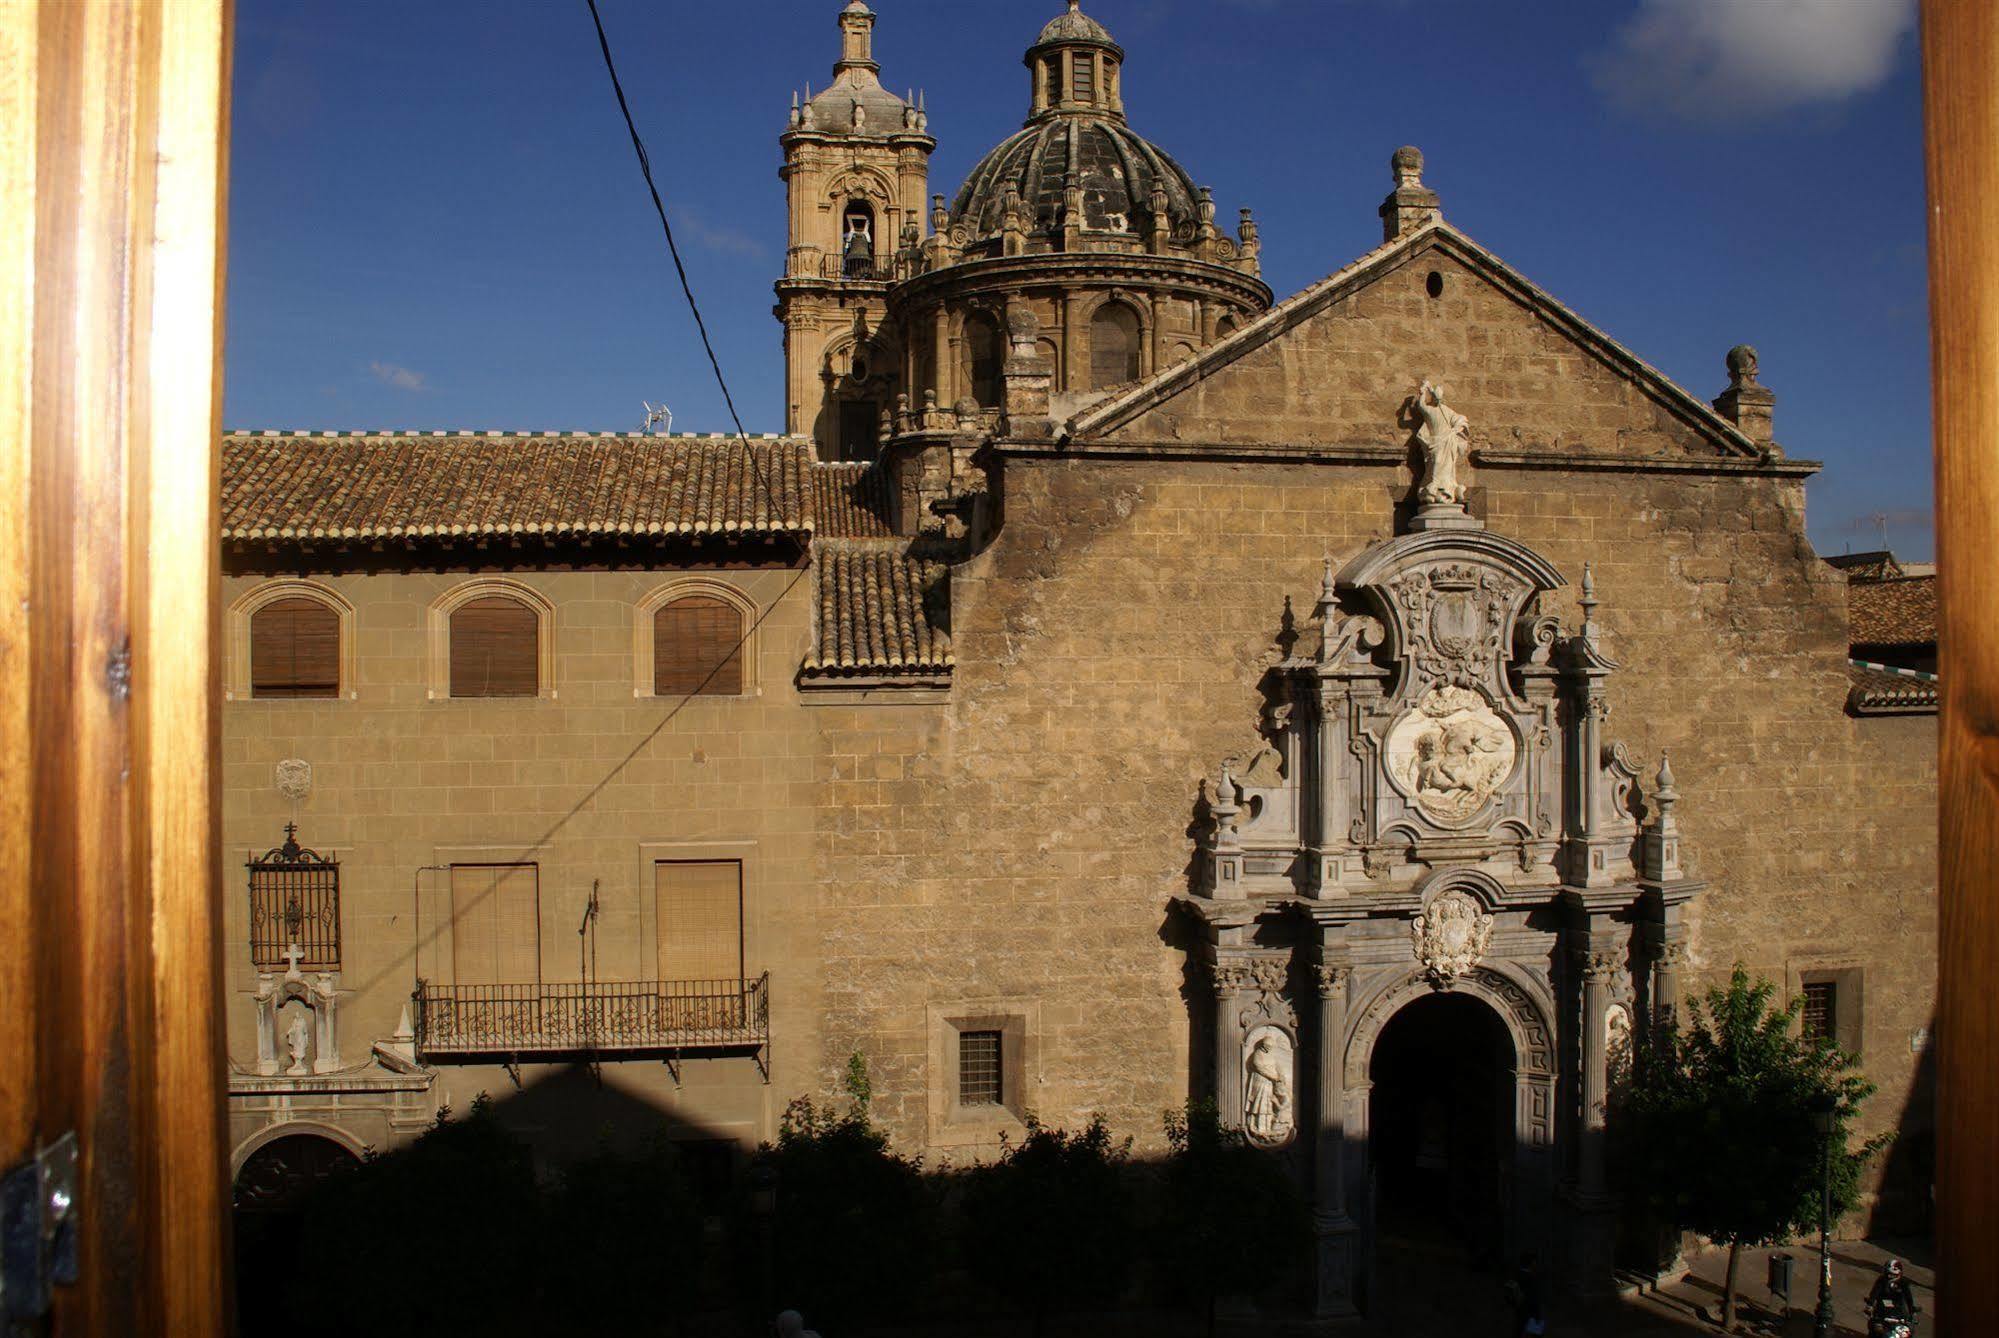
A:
[1869,1013,1937,1239]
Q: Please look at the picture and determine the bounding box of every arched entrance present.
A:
[1369,991,1516,1264]
[232,1131,360,1335]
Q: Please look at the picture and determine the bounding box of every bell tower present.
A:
[776,1,933,460]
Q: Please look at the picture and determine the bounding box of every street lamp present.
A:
[1809,1092,1839,1338]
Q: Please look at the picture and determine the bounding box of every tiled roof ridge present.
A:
[1847,659,1940,715]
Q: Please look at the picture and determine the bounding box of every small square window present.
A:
[1801,981,1837,1045]
[959,1029,1002,1106]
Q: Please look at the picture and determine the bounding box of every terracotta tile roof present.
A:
[1825,551,1905,581]
[809,461,897,539]
[1847,660,1939,715]
[803,541,952,677]
[220,432,817,545]
[1847,575,1937,648]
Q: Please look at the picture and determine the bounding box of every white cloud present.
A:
[367,360,427,392]
[672,207,765,259]
[1591,0,1915,121]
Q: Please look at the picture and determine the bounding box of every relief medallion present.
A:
[1384,685,1516,822]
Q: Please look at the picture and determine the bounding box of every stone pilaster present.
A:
[1312,959,1359,1318]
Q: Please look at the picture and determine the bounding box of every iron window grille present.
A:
[247,823,340,973]
[959,1029,1003,1106]
[1801,981,1837,1045]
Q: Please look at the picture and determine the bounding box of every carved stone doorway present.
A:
[1368,991,1514,1265]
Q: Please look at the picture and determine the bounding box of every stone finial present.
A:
[1380,144,1442,242]
[1654,750,1678,809]
[789,91,802,129]
[1391,144,1424,188]
[931,194,948,233]
[1712,344,1777,452]
[1579,562,1600,642]
[1643,749,1684,881]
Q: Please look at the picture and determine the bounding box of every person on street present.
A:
[1865,1258,1918,1333]
[1502,1250,1546,1336]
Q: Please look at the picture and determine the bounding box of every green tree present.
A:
[740,1056,934,1329]
[959,1115,1135,1336]
[1150,1101,1309,1336]
[1614,966,1885,1331]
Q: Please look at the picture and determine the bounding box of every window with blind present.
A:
[250,596,340,698]
[450,595,539,697]
[655,597,745,696]
[448,863,541,985]
[655,860,744,983]
[1089,303,1142,389]
[962,312,1002,409]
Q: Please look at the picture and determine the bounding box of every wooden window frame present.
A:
[426,579,556,701]
[633,579,758,699]
[225,580,356,702]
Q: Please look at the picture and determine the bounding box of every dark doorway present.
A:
[1369,991,1515,1265]
[232,1133,361,1335]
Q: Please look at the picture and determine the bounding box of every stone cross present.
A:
[282,941,305,979]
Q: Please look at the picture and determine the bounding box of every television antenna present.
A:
[640,401,673,435]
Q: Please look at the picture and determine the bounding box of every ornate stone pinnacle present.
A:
[1655,750,1678,806]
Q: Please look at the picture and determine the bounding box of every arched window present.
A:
[1216,313,1241,338]
[655,596,745,696]
[449,595,539,698]
[249,596,340,698]
[842,201,876,277]
[962,311,1003,409]
[1089,302,1142,389]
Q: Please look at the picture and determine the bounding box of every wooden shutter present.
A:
[250,597,339,698]
[1090,303,1141,388]
[655,860,743,983]
[655,597,744,696]
[450,864,540,985]
[450,595,538,697]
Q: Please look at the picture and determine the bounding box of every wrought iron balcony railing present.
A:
[413,975,770,1073]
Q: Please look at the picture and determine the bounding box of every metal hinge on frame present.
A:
[0,1132,79,1322]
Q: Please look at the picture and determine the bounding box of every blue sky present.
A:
[225,0,1931,559]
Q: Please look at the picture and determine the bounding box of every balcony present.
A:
[412,974,770,1079]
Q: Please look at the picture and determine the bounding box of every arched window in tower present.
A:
[962,311,1003,408]
[1090,302,1142,389]
[842,201,876,278]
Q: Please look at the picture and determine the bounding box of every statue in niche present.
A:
[1243,1027,1295,1145]
[284,1011,310,1076]
[1413,379,1470,506]
[1386,685,1516,821]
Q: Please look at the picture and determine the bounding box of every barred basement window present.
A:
[250,596,339,698]
[1801,980,1837,1045]
[449,596,539,698]
[959,1029,1003,1106]
[655,597,745,696]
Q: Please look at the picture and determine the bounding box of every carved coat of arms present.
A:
[274,758,313,803]
[1411,890,1494,985]
[1385,685,1516,822]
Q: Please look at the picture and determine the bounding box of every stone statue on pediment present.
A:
[1413,380,1469,506]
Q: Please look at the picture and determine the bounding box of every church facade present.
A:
[218,2,1937,1314]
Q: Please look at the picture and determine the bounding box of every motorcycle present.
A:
[1868,1314,1912,1338]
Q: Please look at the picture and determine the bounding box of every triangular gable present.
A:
[1065,223,1766,461]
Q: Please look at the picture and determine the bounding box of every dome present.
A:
[803,74,913,136]
[951,115,1202,238]
[1033,2,1119,52]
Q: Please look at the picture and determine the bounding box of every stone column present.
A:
[1652,938,1685,1029]
[1212,959,1246,1128]
[932,304,951,408]
[1313,960,1359,1317]
[1578,950,1618,1197]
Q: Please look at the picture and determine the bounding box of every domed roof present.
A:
[951,115,1201,238]
[803,73,913,136]
[1034,2,1118,51]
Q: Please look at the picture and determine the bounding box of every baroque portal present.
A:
[1179,431,1705,1316]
